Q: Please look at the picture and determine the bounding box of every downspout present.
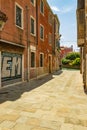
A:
[26,5,30,82]
[84,0,87,91]
[36,0,38,78]
[52,15,55,55]
[36,0,38,45]
[53,15,56,72]
[54,15,55,55]
[0,0,1,88]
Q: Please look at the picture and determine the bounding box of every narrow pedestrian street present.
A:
[0,69,87,130]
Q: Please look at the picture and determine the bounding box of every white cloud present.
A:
[51,6,74,14]
[51,6,60,12]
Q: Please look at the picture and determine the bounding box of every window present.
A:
[56,40,60,48]
[31,0,35,6]
[55,21,58,34]
[30,17,36,35]
[40,53,44,67]
[49,33,52,44]
[40,25,44,40]
[15,3,23,28]
[40,0,44,14]
[31,52,35,67]
[48,13,52,25]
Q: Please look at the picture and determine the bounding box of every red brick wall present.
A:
[36,0,54,74]
[0,0,59,81]
[60,46,73,59]
[0,0,37,80]
[1,0,36,48]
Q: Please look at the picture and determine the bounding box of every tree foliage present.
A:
[62,58,70,65]
[62,52,80,66]
[66,52,80,60]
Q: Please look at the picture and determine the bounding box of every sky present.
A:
[47,0,79,51]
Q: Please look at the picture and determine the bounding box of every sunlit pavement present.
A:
[0,69,87,130]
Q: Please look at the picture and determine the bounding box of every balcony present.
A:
[77,9,85,47]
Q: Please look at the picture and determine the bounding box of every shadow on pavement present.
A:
[0,70,63,104]
[53,70,63,75]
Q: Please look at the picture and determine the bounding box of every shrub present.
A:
[62,58,70,65]
[61,52,80,68]
[66,52,80,60]
[71,58,80,66]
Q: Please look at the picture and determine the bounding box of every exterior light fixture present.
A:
[0,11,8,31]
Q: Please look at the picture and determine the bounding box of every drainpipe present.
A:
[54,16,55,55]
[36,0,38,78]
[82,0,85,91]
[36,0,38,45]
[53,15,55,72]
[26,5,30,82]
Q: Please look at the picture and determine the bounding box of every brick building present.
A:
[0,0,60,87]
[36,0,60,77]
[60,45,73,60]
[54,15,61,71]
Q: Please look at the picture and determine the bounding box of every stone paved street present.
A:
[0,69,87,130]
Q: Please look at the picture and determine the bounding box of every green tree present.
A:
[62,52,80,67]
[66,52,80,60]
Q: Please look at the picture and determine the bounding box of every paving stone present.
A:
[20,111,36,117]
[20,111,42,118]
[41,103,52,111]
[12,123,33,130]
[74,125,87,130]
[60,123,74,130]
[1,128,11,130]
[0,114,19,122]
[31,127,53,130]
[0,120,15,129]
[0,118,4,124]
[0,101,11,108]
[16,116,28,123]
[40,120,61,130]
[26,117,40,126]
[16,106,36,113]
[65,116,87,127]
[32,103,42,109]
[0,108,12,115]
[65,117,81,125]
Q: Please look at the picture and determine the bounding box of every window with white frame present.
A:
[40,0,44,14]
[40,53,44,67]
[31,52,35,67]
[40,25,44,40]
[15,3,23,28]
[30,17,36,35]
[49,33,52,44]
[31,0,35,6]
